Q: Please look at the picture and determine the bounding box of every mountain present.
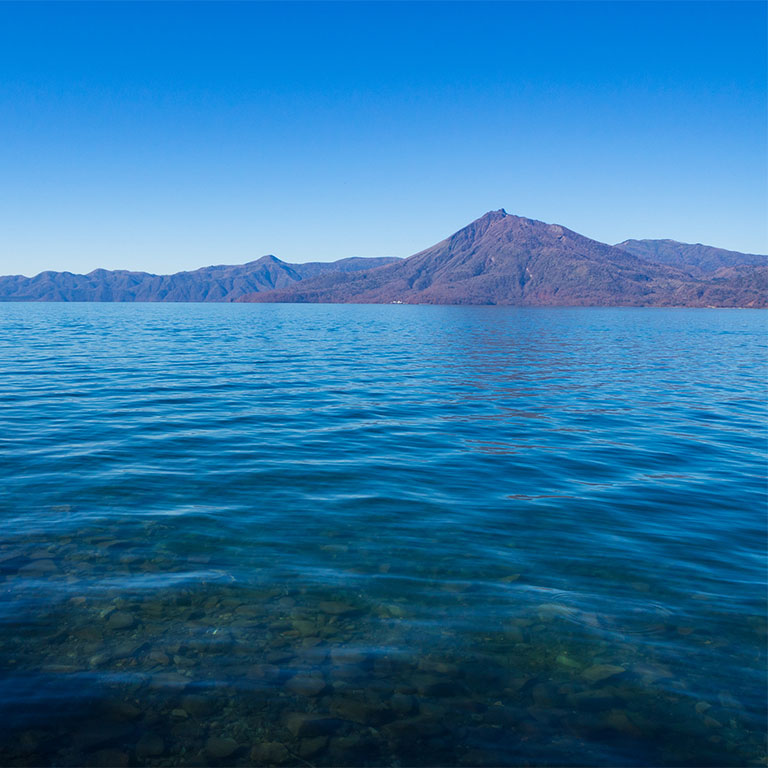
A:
[0,255,401,302]
[240,210,767,307]
[2,212,764,306]
[615,239,768,277]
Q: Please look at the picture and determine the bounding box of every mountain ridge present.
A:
[0,255,401,302]
[1,211,765,306]
[614,238,768,277]
[240,211,767,307]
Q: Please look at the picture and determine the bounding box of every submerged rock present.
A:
[556,654,581,669]
[104,701,141,722]
[107,611,136,631]
[282,712,341,738]
[181,694,216,717]
[250,741,289,764]
[329,696,391,725]
[205,736,240,759]
[285,675,326,697]
[582,664,626,683]
[327,732,379,761]
[291,620,316,637]
[603,709,642,736]
[318,601,358,616]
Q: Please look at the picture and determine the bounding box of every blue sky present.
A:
[1,1,765,276]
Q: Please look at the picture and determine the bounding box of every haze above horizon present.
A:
[1,1,766,277]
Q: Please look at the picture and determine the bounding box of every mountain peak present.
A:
[448,209,513,242]
[479,208,508,222]
[472,209,554,230]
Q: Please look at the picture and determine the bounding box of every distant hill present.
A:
[241,210,767,307]
[615,239,768,277]
[0,255,401,302]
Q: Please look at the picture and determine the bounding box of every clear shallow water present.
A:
[0,303,765,767]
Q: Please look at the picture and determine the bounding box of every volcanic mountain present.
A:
[240,210,767,307]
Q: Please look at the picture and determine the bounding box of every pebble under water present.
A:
[0,303,765,767]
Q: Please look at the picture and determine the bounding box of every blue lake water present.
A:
[0,303,765,766]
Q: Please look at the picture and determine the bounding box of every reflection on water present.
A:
[0,304,765,766]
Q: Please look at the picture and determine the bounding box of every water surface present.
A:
[0,304,765,766]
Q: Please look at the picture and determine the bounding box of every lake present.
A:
[0,303,765,766]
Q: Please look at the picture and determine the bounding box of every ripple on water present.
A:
[0,304,765,766]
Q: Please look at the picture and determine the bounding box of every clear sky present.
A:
[1,1,765,276]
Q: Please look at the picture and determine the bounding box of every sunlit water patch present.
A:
[0,304,765,766]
